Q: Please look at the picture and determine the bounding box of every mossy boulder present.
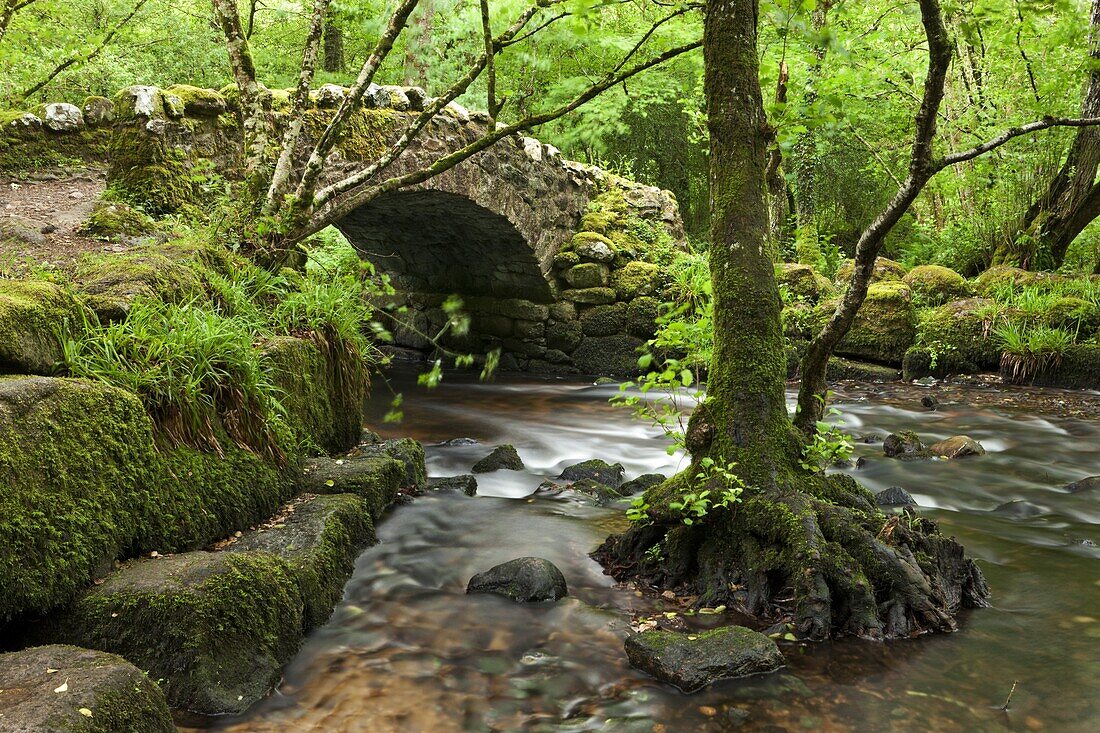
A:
[82,96,114,127]
[612,261,663,300]
[624,626,784,692]
[557,459,625,488]
[570,334,644,376]
[562,287,617,305]
[228,493,375,630]
[570,231,616,262]
[830,281,916,365]
[0,375,296,623]
[76,200,156,241]
[626,296,660,338]
[562,262,609,289]
[466,557,567,603]
[1045,296,1100,332]
[911,297,1002,376]
[972,265,1062,296]
[0,280,89,375]
[777,262,835,303]
[472,444,525,473]
[580,303,626,337]
[0,645,174,733]
[835,257,907,285]
[826,357,901,382]
[546,319,583,352]
[161,85,227,117]
[355,436,427,489]
[1032,344,1100,389]
[904,265,971,305]
[38,551,303,716]
[263,336,366,455]
[300,454,406,519]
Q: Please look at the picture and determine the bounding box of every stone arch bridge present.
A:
[113,83,687,374]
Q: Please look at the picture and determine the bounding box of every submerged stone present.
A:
[624,626,784,693]
[472,444,525,473]
[428,474,478,496]
[467,557,567,602]
[558,458,626,488]
[0,645,174,733]
[1065,476,1100,493]
[992,500,1045,519]
[929,435,986,459]
[568,478,622,506]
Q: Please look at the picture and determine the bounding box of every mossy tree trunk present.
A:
[1007,0,1100,270]
[594,0,991,641]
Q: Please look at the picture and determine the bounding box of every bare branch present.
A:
[264,0,332,214]
[939,117,1100,169]
[480,0,497,126]
[292,0,422,207]
[612,2,701,74]
[20,0,149,99]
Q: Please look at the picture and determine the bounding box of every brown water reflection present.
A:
[192,373,1100,733]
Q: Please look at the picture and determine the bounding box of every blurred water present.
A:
[199,372,1100,733]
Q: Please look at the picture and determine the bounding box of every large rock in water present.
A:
[0,645,174,733]
[883,430,930,459]
[1065,476,1100,493]
[466,557,567,602]
[929,435,985,458]
[558,458,625,488]
[472,444,525,473]
[624,626,784,693]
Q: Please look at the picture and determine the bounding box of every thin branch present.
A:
[611,2,701,74]
[20,0,149,99]
[312,2,553,209]
[480,0,497,126]
[849,123,904,186]
[263,0,331,214]
[938,117,1100,168]
[291,0,422,206]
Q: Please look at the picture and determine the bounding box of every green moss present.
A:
[904,265,971,305]
[303,454,406,519]
[161,85,227,117]
[1033,343,1100,389]
[263,336,366,455]
[819,281,916,365]
[569,230,616,253]
[912,297,1002,373]
[46,551,303,715]
[106,123,196,214]
[777,263,835,303]
[835,257,907,285]
[1045,296,1100,332]
[562,286,617,305]
[0,280,89,374]
[612,261,662,300]
[0,116,109,174]
[76,201,156,241]
[973,265,1059,296]
[300,107,403,162]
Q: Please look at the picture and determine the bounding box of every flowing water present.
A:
[202,371,1100,733]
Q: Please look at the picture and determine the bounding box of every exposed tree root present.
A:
[593,473,989,640]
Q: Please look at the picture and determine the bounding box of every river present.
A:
[202,370,1100,732]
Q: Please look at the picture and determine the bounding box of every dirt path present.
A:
[0,170,130,275]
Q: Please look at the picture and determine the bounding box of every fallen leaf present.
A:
[324,480,335,487]
[53,682,68,693]
[46,669,58,674]
[78,708,92,717]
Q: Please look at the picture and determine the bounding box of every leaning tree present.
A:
[597,0,1100,640]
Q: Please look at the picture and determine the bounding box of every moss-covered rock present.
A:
[571,334,644,376]
[570,231,617,262]
[835,257,907,285]
[0,645,174,733]
[1045,296,1100,333]
[612,261,663,300]
[0,376,297,624]
[626,295,660,339]
[106,118,197,214]
[355,436,427,488]
[546,319,583,352]
[777,262,834,303]
[82,96,114,127]
[911,297,1002,376]
[973,265,1060,296]
[0,280,89,375]
[1032,344,1100,389]
[39,551,303,716]
[161,85,228,117]
[624,626,783,692]
[472,444,525,473]
[580,303,626,337]
[562,287,617,305]
[263,336,366,455]
[904,265,971,305]
[561,262,608,289]
[229,493,374,630]
[828,281,916,365]
[0,118,110,174]
[76,200,156,241]
[826,357,900,382]
[300,454,405,519]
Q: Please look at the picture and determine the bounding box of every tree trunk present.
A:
[322,11,344,73]
[1008,0,1100,268]
[594,0,989,642]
